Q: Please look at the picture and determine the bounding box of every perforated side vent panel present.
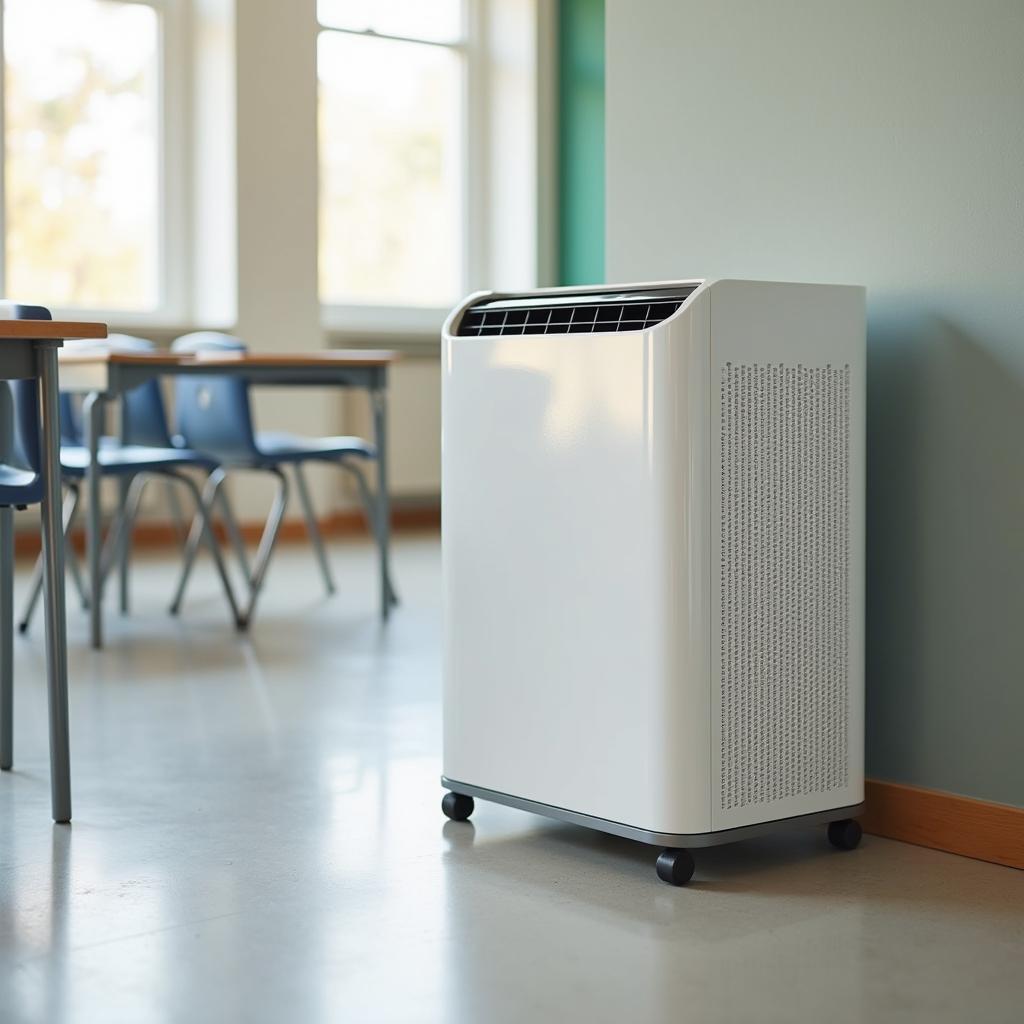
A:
[720,363,850,811]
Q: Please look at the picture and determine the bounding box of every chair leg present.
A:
[171,466,288,629]
[115,473,149,615]
[166,471,242,629]
[1,507,14,770]
[293,463,335,596]
[239,467,290,629]
[99,474,147,588]
[19,544,45,637]
[19,484,84,634]
[56,482,88,611]
[116,478,131,614]
[66,533,89,613]
[343,461,399,607]
[164,477,188,545]
[169,468,226,616]
[215,484,251,581]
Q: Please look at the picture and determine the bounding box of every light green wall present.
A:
[557,0,605,285]
[605,0,1024,807]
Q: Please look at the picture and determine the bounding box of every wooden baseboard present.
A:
[862,779,1023,870]
[14,505,440,559]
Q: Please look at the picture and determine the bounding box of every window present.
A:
[2,0,171,315]
[0,0,541,329]
[317,0,466,314]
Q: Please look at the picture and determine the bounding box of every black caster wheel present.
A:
[655,848,695,886]
[442,792,474,822]
[827,818,862,850]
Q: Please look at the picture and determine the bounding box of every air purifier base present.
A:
[441,776,864,850]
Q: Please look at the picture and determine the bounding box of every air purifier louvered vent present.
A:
[719,362,851,811]
[457,286,696,336]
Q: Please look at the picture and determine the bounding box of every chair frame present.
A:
[19,467,243,633]
[168,332,397,625]
[170,456,397,627]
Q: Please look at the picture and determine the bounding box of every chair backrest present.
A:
[0,303,51,485]
[1,377,41,474]
[170,332,258,457]
[9,378,42,474]
[171,332,247,355]
[108,334,176,448]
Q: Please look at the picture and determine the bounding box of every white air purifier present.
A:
[440,279,865,885]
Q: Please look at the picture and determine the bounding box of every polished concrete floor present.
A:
[0,534,1021,1024]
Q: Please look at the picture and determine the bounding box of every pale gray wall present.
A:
[606,0,1024,806]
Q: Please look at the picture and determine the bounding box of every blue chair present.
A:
[17,334,242,632]
[18,334,166,625]
[168,332,396,626]
[0,302,71,821]
[104,334,195,610]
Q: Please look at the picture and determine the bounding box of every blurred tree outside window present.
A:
[3,0,160,311]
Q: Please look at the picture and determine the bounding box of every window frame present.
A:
[316,0,484,335]
[0,0,189,326]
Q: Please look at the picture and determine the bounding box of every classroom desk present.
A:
[57,349,399,649]
[1,318,107,821]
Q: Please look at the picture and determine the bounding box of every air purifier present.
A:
[440,279,865,885]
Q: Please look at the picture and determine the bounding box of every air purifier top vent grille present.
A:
[456,285,697,337]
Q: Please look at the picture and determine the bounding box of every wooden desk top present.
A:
[191,350,400,368]
[0,320,107,340]
[58,348,398,368]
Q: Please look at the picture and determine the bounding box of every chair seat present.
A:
[59,444,217,478]
[200,431,375,467]
[255,431,375,462]
[0,462,43,506]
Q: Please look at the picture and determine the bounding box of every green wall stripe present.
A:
[557,0,605,285]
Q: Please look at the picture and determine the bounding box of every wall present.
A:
[605,0,1024,807]
[557,0,605,285]
[231,0,338,515]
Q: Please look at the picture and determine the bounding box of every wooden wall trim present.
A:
[14,506,440,559]
[862,779,1023,870]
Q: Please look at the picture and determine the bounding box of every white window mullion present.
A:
[463,0,489,296]
[159,0,191,323]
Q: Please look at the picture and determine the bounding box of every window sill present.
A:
[46,307,233,339]
[321,303,450,336]
[325,328,441,357]
[321,304,448,355]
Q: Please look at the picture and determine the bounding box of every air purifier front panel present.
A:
[442,288,714,835]
[442,279,865,840]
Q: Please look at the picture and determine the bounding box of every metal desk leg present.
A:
[83,391,105,650]
[371,384,393,622]
[0,507,13,770]
[117,396,131,614]
[38,342,72,823]
[117,476,131,614]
